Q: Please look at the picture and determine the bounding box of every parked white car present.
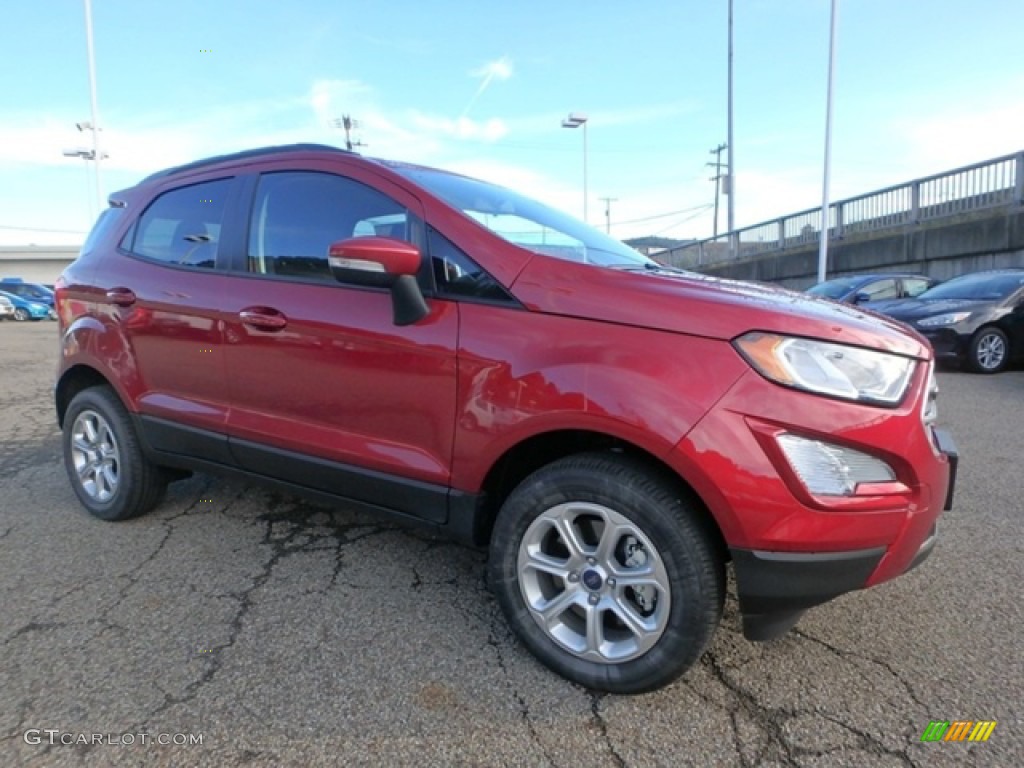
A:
[0,294,16,320]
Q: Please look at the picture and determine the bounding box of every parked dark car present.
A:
[807,273,937,304]
[871,269,1024,373]
[55,143,956,693]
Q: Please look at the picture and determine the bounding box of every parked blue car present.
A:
[0,278,55,308]
[0,290,51,321]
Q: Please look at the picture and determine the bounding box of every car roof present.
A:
[138,143,354,184]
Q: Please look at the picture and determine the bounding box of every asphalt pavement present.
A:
[1,321,1020,767]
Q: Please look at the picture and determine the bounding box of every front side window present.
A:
[248,172,412,281]
[428,227,513,303]
[130,179,231,268]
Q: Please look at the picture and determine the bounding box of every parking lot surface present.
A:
[1,321,1021,767]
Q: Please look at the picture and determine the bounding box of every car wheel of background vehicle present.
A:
[13,308,29,321]
[488,452,724,694]
[966,327,1008,373]
[63,386,168,521]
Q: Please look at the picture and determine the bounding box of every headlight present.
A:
[917,312,970,328]
[734,332,915,405]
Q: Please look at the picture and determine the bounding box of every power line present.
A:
[614,203,715,226]
[648,204,715,236]
[0,224,88,234]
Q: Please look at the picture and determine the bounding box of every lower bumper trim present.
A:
[731,546,885,641]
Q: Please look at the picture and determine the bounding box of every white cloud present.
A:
[470,56,514,83]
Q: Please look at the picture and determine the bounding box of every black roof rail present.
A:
[140,143,352,183]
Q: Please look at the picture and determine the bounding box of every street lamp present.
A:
[561,112,588,222]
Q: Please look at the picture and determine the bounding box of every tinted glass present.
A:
[918,272,1024,301]
[428,227,513,303]
[248,172,411,281]
[131,179,231,268]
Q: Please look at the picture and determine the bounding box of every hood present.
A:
[510,260,931,359]
[880,297,991,321]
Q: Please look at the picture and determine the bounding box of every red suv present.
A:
[56,144,957,693]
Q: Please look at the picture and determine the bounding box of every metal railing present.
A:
[665,150,1024,269]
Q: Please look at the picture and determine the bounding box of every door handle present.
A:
[105,287,136,307]
[239,307,288,331]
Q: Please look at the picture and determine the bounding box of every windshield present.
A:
[918,272,1024,302]
[390,164,655,268]
[807,277,861,299]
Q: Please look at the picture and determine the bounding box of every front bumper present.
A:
[730,428,956,640]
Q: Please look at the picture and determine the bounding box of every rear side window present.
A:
[82,207,124,255]
[247,171,413,282]
[127,179,231,268]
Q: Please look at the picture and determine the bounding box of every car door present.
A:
[221,165,459,523]
[109,175,239,461]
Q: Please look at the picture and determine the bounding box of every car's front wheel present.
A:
[966,327,1009,373]
[63,386,168,521]
[488,453,724,693]
[13,308,29,321]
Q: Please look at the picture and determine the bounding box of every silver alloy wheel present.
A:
[517,501,671,663]
[69,409,121,503]
[975,332,1006,370]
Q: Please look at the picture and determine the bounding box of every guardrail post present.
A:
[777,219,785,250]
[835,202,844,239]
[1015,151,1024,206]
[697,241,704,267]
[910,181,921,223]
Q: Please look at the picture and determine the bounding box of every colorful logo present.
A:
[921,720,996,742]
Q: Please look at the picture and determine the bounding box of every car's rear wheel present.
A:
[63,386,168,521]
[13,308,29,321]
[488,453,724,693]
[966,327,1008,373]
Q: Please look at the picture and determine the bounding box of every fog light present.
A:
[777,434,896,496]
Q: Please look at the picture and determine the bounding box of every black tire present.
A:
[488,453,724,693]
[62,386,168,521]
[966,327,1009,373]
[13,308,29,321]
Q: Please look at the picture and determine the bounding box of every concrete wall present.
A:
[0,246,80,284]
[680,207,1024,289]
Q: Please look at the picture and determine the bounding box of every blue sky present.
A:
[2,0,1023,246]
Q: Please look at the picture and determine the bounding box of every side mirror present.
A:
[852,291,871,304]
[328,237,429,326]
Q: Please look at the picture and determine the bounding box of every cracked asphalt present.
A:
[1,321,1021,767]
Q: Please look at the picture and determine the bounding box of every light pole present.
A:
[561,112,588,222]
[726,0,736,258]
[83,0,103,211]
[817,0,840,284]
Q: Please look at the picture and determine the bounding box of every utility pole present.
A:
[707,143,727,238]
[332,115,366,152]
[599,197,618,234]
